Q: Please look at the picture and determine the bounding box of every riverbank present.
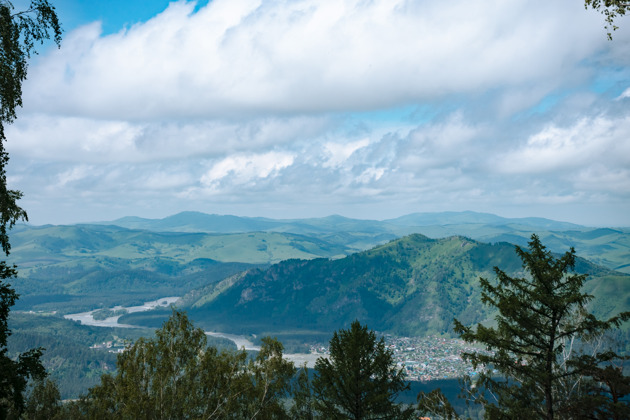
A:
[64,297,323,366]
[64,297,180,328]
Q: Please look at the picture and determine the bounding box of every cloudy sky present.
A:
[5,0,630,226]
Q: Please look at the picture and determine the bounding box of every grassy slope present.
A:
[7,224,353,313]
[93,211,630,273]
[9,225,350,265]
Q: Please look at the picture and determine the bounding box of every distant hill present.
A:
[7,223,359,313]
[101,210,583,235]
[108,212,284,233]
[9,211,630,314]
[384,211,583,230]
[92,211,398,252]
[9,223,351,267]
[90,211,630,274]
[122,234,630,337]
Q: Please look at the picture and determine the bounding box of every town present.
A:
[311,334,492,381]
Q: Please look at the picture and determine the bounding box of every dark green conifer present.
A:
[450,234,630,419]
[312,320,415,419]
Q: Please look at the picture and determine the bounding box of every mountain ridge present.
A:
[57,211,630,274]
[96,210,589,233]
[122,233,629,337]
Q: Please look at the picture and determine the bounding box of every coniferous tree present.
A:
[312,320,415,420]
[448,234,630,419]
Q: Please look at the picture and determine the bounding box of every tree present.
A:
[449,234,630,419]
[23,378,62,420]
[312,320,415,420]
[244,336,296,419]
[289,365,315,420]
[76,310,296,419]
[567,359,630,419]
[416,388,459,420]
[0,2,61,416]
[584,0,630,39]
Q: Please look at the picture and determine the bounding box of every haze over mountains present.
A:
[9,211,630,324]
[100,210,585,235]
[94,210,630,273]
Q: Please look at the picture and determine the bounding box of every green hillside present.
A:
[9,224,350,265]
[89,211,630,273]
[7,224,356,312]
[122,234,629,337]
[8,214,630,316]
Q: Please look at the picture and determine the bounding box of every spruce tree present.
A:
[451,234,630,419]
[312,320,414,419]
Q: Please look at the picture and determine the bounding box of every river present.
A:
[64,297,180,328]
[64,297,323,367]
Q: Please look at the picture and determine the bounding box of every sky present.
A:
[4,0,630,226]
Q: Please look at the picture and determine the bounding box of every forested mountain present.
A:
[7,224,349,313]
[122,234,630,337]
[8,212,630,315]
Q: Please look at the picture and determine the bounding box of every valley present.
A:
[62,297,489,377]
[6,211,630,399]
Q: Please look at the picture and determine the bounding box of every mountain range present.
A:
[7,211,629,398]
[81,210,630,273]
[121,233,629,337]
[8,211,630,319]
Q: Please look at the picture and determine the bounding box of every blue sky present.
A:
[5,0,630,226]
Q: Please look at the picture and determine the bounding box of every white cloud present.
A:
[5,114,330,163]
[398,114,483,171]
[497,116,630,174]
[200,151,295,187]
[21,0,608,119]
[56,165,95,187]
[575,166,630,194]
[356,167,385,184]
[141,170,194,190]
[323,138,370,168]
[5,0,630,226]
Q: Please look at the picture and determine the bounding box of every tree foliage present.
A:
[445,234,630,419]
[311,320,415,420]
[23,378,63,420]
[73,310,297,419]
[416,388,459,420]
[0,1,61,417]
[289,365,316,419]
[0,0,61,132]
[584,0,630,39]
